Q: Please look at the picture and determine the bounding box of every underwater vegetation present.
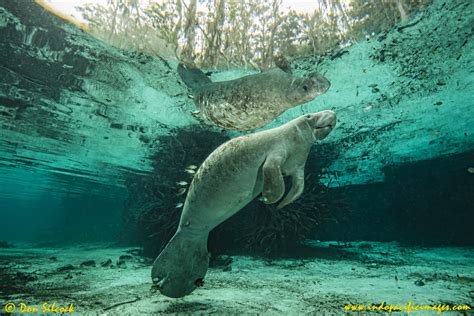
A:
[0,241,13,248]
[125,130,473,261]
[208,142,349,256]
[123,127,230,257]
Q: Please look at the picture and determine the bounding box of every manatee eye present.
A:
[305,114,311,119]
[302,85,308,92]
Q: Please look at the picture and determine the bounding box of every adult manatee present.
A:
[152,110,337,298]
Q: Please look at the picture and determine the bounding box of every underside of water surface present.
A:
[0,0,473,314]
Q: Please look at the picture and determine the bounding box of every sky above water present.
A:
[47,0,318,22]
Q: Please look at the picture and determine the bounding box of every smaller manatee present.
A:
[178,63,330,131]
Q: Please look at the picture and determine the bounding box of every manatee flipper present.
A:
[277,168,305,209]
[262,153,286,204]
[177,63,212,92]
[151,230,209,298]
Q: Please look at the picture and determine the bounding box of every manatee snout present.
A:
[308,72,331,94]
[317,110,336,128]
[307,110,337,140]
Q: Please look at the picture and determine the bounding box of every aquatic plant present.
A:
[0,240,12,248]
[122,126,229,257]
[210,183,334,256]
[123,131,350,257]
[209,143,349,256]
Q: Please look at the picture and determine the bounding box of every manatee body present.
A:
[178,63,331,131]
[151,110,337,298]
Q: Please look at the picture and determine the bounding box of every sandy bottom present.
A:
[0,241,472,314]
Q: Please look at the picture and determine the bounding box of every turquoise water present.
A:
[0,0,473,312]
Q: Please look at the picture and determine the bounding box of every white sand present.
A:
[1,242,472,314]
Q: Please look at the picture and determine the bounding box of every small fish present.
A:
[186,164,198,170]
[175,203,184,208]
[176,188,187,196]
[185,169,196,174]
[176,181,188,186]
[431,130,441,136]
[467,167,474,174]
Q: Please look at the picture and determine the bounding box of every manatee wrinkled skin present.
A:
[151,110,337,298]
[179,64,331,131]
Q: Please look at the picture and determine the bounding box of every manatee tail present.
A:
[177,63,212,91]
[151,230,209,298]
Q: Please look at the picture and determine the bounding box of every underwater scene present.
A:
[0,0,473,314]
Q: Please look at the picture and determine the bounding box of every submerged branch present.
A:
[103,297,141,311]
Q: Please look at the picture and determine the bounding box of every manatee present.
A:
[151,110,337,298]
[178,63,331,131]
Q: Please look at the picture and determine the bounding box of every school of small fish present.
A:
[174,165,199,207]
